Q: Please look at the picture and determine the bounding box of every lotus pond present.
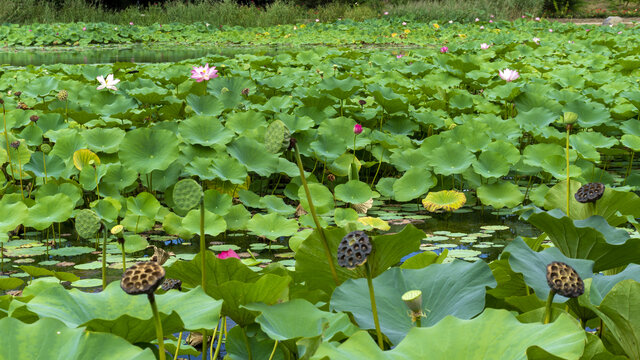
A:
[2,17,640,360]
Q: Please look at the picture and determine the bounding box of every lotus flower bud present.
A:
[354,124,363,135]
[0,98,4,105]
[30,115,39,123]
[40,144,51,154]
[10,140,20,149]
[13,91,21,97]
[327,173,335,182]
[359,99,366,106]
[57,90,68,101]
[563,111,578,125]
[242,88,250,96]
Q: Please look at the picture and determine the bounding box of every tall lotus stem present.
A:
[624,151,635,186]
[200,199,206,288]
[543,289,556,324]
[101,227,107,290]
[212,317,225,360]
[293,141,339,285]
[1,99,15,179]
[42,152,47,184]
[202,330,208,360]
[93,164,100,200]
[150,294,167,360]
[242,327,253,360]
[173,332,183,360]
[365,262,384,349]
[565,124,571,217]
[268,340,279,360]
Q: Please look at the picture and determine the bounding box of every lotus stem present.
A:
[370,148,384,189]
[293,142,339,285]
[543,289,556,324]
[200,199,206,289]
[268,340,279,360]
[624,151,635,186]
[212,318,225,360]
[17,153,24,200]
[2,102,15,180]
[148,293,167,360]
[1,243,4,273]
[209,320,218,360]
[94,166,100,200]
[565,125,571,217]
[242,327,253,360]
[42,152,47,184]
[202,330,208,360]
[122,245,126,273]
[102,227,107,290]
[365,262,384,350]
[173,332,183,360]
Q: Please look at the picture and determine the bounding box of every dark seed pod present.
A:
[337,230,372,269]
[30,115,39,123]
[9,140,20,149]
[546,261,584,298]
[161,278,182,292]
[13,91,21,97]
[121,261,166,296]
[574,183,605,204]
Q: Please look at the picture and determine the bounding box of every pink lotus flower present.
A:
[440,46,448,53]
[82,27,86,31]
[354,124,363,134]
[489,20,493,23]
[535,17,540,21]
[481,43,490,49]
[315,19,319,22]
[402,21,407,25]
[96,74,120,91]
[549,29,553,32]
[129,22,134,25]
[480,26,485,29]
[190,63,219,82]
[384,11,389,15]
[475,18,480,22]
[217,249,240,259]
[396,54,404,59]
[522,15,526,18]
[499,68,520,82]
[490,14,495,18]
[532,37,540,44]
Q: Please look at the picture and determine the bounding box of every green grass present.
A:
[0,0,544,26]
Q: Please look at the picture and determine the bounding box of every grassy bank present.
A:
[0,0,543,26]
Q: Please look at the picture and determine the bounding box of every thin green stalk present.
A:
[173,332,183,360]
[241,327,253,360]
[543,290,556,324]
[101,228,107,290]
[1,243,4,273]
[94,166,100,200]
[293,143,339,285]
[202,330,208,360]
[17,153,24,200]
[365,262,384,350]
[415,315,421,328]
[370,148,384,189]
[212,318,225,360]
[42,152,47,184]
[624,151,635,185]
[200,199,206,288]
[149,293,167,360]
[268,340,279,360]
[209,320,218,360]
[121,244,126,273]
[565,125,571,217]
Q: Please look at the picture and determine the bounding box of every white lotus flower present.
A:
[499,68,520,82]
[96,74,120,91]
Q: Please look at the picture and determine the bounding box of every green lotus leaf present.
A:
[260,195,295,216]
[297,183,334,216]
[166,252,291,326]
[540,155,582,180]
[225,110,267,135]
[126,192,161,219]
[0,277,24,290]
[244,298,358,341]
[227,136,278,177]
[19,123,43,146]
[422,190,466,212]
[520,207,640,272]
[203,190,232,216]
[81,127,126,154]
[477,182,524,208]
[472,150,510,179]
[20,282,221,344]
[23,152,66,179]
[102,164,138,190]
[310,133,347,163]
[35,181,83,206]
[225,326,282,360]
[162,212,192,240]
[25,193,74,230]
[179,115,234,147]
[392,167,436,202]
[49,246,95,257]
[368,84,408,114]
[247,213,298,241]
[182,209,226,237]
[621,134,640,151]
[334,180,372,204]
[620,119,640,136]
[429,142,475,176]
[50,132,87,163]
[502,237,594,302]
[90,92,137,116]
[334,207,360,227]
[317,76,363,100]
[375,177,396,198]
[118,128,179,175]
[514,107,557,133]
[0,317,154,360]
[238,189,263,208]
[523,143,567,169]
[91,197,121,224]
[121,213,154,234]
[22,76,59,98]
[331,260,496,345]
[564,99,611,127]
[224,204,251,231]
[79,163,107,191]
[312,309,586,360]
[296,225,422,298]
[0,198,27,233]
[209,155,248,184]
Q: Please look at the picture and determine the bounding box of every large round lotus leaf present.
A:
[312,309,586,360]
[317,77,363,100]
[227,136,278,177]
[0,317,154,360]
[514,107,557,133]
[26,193,74,230]
[472,150,510,179]
[203,190,233,216]
[225,110,267,135]
[126,192,161,219]
[23,152,66,179]
[621,134,640,151]
[477,182,524,209]
[118,128,179,175]
[522,143,566,168]
[264,120,291,154]
[73,149,100,171]
[247,213,298,241]
[330,260,496,345]
[334,180,372,204]
[297,183,334,216]
[486,140,520,165]
[75,209,101,239]
[223,204,251,231]
[186,94,225,117]
[82,127,126,154]
[90,91,137,117]
[260,195,295,216]
[182,209,226,237]
[92,197,121,224]
[429,142,475,176]
[178,115,234,147]
[22,76,59,98]
[0,198,27,233]
[207,155,247,184]
[102,164,138,190]
[172,179,202,212]
[502,237,594,303]
[393,167,436,202]
[422,190,466,212]
[21,282,221,344]
[368,84,408,114]
[35,181,83,206]
[244,298,359,341]
[0,277,24,290]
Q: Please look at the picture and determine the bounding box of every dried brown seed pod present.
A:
[161,278,182,292]
[121,261,166,296]
[546,261,584,298]
[574,183,605,204]
[337,230,372,269]
[30,115,39,123]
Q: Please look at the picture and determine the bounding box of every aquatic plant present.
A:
[544,261,584,323]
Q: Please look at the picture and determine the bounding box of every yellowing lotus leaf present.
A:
[357,216,390,231]
[422,190,466,212]
[73,149,100,171]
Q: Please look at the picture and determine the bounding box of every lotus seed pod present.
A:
[402,290,423,313]
[9,140,20,149]
[172,178,202,212]
[563,111,578,125]
[29,115,39,123]
[121,261,165,296]
[57,90,68,102]
[40,144,52,154]
[546,261,584,298]
[75,209,101,239]
[161,278,182,292]
[149,245,171,266]
[110,224,124,235]
[574,182,605,204]
[0,98,4,105]
[337,230,372,269]
[264,120,291,154]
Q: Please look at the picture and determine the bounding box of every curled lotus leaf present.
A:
[72,149,100,171]
[422,190,466,212]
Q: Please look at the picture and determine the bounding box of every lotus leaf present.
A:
[179,115,234,147]
[0,198,27,233]
[247,213,298,240]
[72,148,100,171]
[227,136,278,177]
[25,193,74,230]
[422,190,466,212]
[260,195,295,216]
[429,142,474,176]
[23,152,66,179]
[118,128,179,175]
[393,167,436,202]
[477,182,524,209]
[297,182,334,215]
[472,151,510,179]
[334,180,372,204]
[182,209,226,237]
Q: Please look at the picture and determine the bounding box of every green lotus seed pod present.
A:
[57,90,68,102]
[75,209,101,239]
[563,111,578,125]
[173,178,202,212]
[264,120,291,154]
[40,144,52,154]
[402,290,423,313]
